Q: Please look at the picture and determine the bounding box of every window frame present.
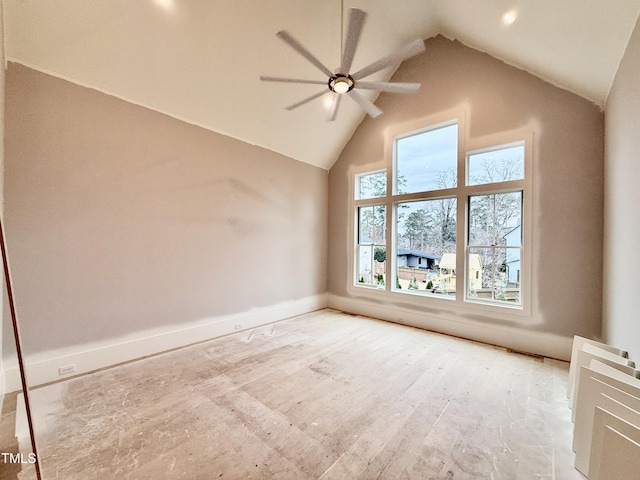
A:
[355,169,388,200]
[393,196,458,299]
[462,135,532,314]
[349,109,533,319]
[351,165,389,291]
[355,204,387,289]
[466,189,524,307]
[393,119,459,196]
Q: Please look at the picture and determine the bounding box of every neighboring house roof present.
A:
[360,234,385,245]
[397,248,439,260]
[360,242,439,261]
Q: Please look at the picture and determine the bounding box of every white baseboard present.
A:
[328,294,573,361]
[3,294,327,392]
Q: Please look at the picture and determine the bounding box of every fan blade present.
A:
[347,90,382,118]
[327,94,342,122]
[276,31,334,78]
[355,81,421,93]
[351,38,425,80]
[285,89,328,111]
[260,76,327,85]
[341,8,367,74]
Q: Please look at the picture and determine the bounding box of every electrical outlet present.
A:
[234,323,242,330]
[58,364,76,376]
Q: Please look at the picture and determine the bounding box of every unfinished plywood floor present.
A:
[24,309,583,479]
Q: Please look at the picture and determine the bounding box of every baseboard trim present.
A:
[328,294,573,361]
[3,294,327,392]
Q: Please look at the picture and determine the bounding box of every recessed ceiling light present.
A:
[502,11,516,25]
[323,95,334,109]
[155,0,174,10]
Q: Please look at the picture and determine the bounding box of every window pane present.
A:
[356,245,386,287]
[357,245,372,284]
[358,205,386,244]
[395,199,456,296]
[468,191,522,305]
[469,192,522,246]
[357,206,386,288]
[357,171,386,199]
[395,123,458,194]
[467,144,524,186]
[468,247,521,304]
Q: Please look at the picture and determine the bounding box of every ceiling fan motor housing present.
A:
[329,74,355,93]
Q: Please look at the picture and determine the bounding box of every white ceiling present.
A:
[4,0,640,170]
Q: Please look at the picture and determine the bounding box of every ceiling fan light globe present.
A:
[334,82,350,94]
[329,74,355,94]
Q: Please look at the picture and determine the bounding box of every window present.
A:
[392,121,459,297]
[356,205,386,288]
[354,170,387,288]
[468,192,522,304]
[356,170,387,200]
[353,114,530,313]
[467,144,524,186]
[396,198,456,295]
[395,123,458,194]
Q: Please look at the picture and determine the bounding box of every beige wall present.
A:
[3,63,327,358]
[328,36,604,354]
[603,17,640,362]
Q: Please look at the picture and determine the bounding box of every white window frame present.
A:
[466,189,524,307]
[355,204,387,289]
[462,135,532,314]
[349,108,533,319]
[355,169,387,200]
[351,166,389,290]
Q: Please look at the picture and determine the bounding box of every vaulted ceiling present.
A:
[5,0,640,170]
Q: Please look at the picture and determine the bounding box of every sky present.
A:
[395,124,524,191]
[396,123,458,194]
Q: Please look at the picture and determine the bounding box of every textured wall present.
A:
[603,18,640,362]
[4,63,327,356]
[329,36,604,344]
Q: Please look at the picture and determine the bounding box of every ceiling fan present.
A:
[260,7,425,121]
